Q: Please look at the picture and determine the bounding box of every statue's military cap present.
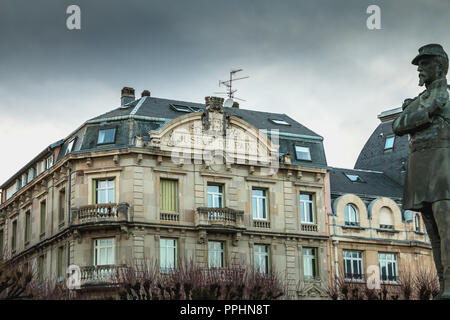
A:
[412,43,448,65]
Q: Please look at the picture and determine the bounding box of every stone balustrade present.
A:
[301,223,318,232]
[195,207,245,229]
[80,264,127,287]
[72,203,129,225]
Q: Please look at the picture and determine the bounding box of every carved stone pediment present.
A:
[297,281,328,298]
[149,97,279,168]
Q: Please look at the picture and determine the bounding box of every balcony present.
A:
[80,264,127,287]
[195,207,245,230]
[72,203,129,225]
[301,223,318,232]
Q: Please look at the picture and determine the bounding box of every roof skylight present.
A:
[271,119,290,125]
[344,173,364,183]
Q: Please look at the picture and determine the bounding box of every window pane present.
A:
[384,136,395,149]
[98,128,116,144]
[295,146,311,161]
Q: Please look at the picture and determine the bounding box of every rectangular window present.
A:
[25,211,31,244]
[12,220,17,251]
[208,241,224,268]
[21,174,28,187]
[6,183,17,200]
[66,138,76,155]
[160,179,178,213]
[57,246,65,279]
[46,155,53,169]
[38,255,45,283]
[97,128,116,145]
[40,160,46,173]
[40,201,46,236]
[343,250,364,280]
[207,184,223,208]
[379,253,398,282]
[59,190,66,224]
[252,189,268,220]
[295,146,311,161]
[95,179,115,204]
[160,238,177,273]
[254,244,269,274]
[384,136,395,150]
[27,168,34,183]
[303,248,317,280]
[300,194,315,224]
[94,238,115,266]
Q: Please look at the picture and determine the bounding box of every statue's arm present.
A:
[392,101,432,136]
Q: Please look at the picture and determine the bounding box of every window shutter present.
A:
[379,207,394,226]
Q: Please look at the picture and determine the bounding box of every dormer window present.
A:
[295,146,311,161]
[27,168,35,183]
[270,119,290,125]
[66,138,76,155]
[97,128,116,145]
[46,155,54,169]
[384,135,395,150]
[344,173,364,183]
[21,173,28,187]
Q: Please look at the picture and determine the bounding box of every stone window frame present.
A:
[299,192,316,224]
[342,249,365,281]
[302,246,319,281]
[159,178,179,214]
[93,237,116,266]
[206,183,225,208]
[253,243,271,275]
[207,240,225,268]
[344,203,359,226]
[378,252,399,283]
[251,187,269,221]
[87,171,121,206]
[159,237,178,273]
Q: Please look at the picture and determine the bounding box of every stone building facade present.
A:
[327,107,435,287]
[328,167,434,286]
[0,89,330,299]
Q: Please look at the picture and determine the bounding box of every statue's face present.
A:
[417,56,441,86]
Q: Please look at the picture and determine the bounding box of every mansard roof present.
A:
[354,107,408,185]
[329,167,403,201]
[1,95,328,191]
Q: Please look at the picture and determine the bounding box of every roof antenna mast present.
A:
[215,69,249,104]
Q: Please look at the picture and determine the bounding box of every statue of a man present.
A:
[393,43,450,299]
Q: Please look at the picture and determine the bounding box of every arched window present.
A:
[379,206,394,229]
[414,214,420,232]
[345,204,359,226]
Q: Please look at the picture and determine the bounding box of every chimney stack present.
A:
[121,87,135,106]
[232,101,240,108]
[141,90,151,97]
[205,96,224,111]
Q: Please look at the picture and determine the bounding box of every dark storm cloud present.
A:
[0,0,449,183]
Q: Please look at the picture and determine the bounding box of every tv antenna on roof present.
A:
[214,69,249,102]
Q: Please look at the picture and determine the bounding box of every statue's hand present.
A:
[402,98,414,110]
[429,97,446,116]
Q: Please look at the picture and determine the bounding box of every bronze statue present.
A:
[393,44,450,299]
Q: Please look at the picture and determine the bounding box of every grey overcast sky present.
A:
[0,0,449,185]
